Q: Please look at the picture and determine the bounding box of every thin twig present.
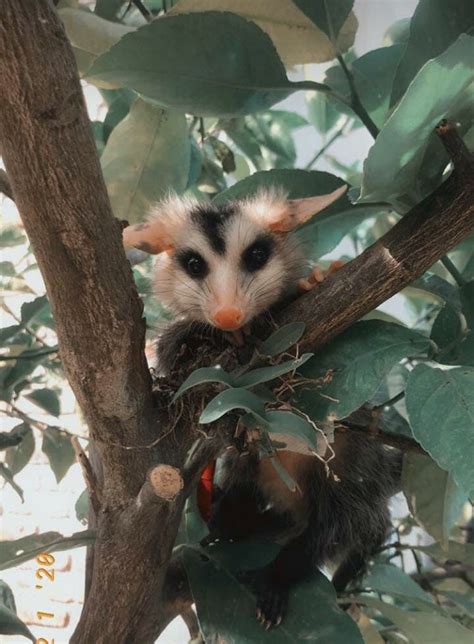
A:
[0,346,59,361]
[72,436,102,513]
[440,255,466,287]
[373,390,405,411]
[2,303,51,348]
[131,0,152,22]
[198,117,205,145]
[336,54,379,140]
[305,118,350,170]
[7,404,80,439]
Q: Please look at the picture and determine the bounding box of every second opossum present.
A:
[123,187,401,629]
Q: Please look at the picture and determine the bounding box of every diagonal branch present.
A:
[280,124,474,352]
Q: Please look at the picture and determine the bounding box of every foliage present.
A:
[1,0,473,642]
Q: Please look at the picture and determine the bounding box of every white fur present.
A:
[152,193,305,327]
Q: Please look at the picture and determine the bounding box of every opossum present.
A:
[123,187,401,628]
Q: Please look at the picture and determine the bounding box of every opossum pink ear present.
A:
[122,220,174,255]
[269,185,348,232]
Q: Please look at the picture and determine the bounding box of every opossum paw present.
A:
[298,260,345,292]
[255,582,288,629]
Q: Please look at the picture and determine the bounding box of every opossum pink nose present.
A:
[211,307,244,330]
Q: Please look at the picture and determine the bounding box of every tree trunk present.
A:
[0,3,473,643]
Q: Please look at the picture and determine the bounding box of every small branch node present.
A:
[435,119,474,175]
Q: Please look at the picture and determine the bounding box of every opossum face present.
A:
[123,187,346,330]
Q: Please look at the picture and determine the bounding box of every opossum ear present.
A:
[269,185,347,232]
[122,195,196,254]
[122,220,174,255]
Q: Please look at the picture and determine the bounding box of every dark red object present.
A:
[197,460,216,522]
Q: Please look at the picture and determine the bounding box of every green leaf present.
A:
[184,546,363,643]
[75,489,89,524]
[0,530,95,571]
[390,0,474,106]
[431,305,463,362]
[325,45,404,129]
[357,596,473,644]
[268,110,308,130]
[414,540,474,566]
[236,354,313,388]
[20,294,48,326]
[199,388,266,424]
[0,226,27,247]
[0,349,48,401]
[199,540,282,573]
[247,113,297,167]
[0,261,15,277]
[261,322,306,357]
[59,7,134,73]
[184,493,210,545]
[167,0,357,67]
[214,168,348,209]
[214,168,382,258]
[299,320,431,420]
[265,410,320,453]
[41,427,76,483]
[103,89,135,142]
[0,463,24,502]
[173,366,235,402]
[303,204,383,258]
[383,17,411,46]
[306,91,341,134]
[87,12,299,116]
[0,580,34,641]
[101,98,190,224]
[407,274,462,311]
[402,453,467,545]
[439,591,474,618]
[359,35,474,207]
[406,364,474,495]
[26,388,61,417]
[363,563,432,602]
[5,424,34,475]
[293,0,354,41]
[0,324,23,345]
[95,0,125,21]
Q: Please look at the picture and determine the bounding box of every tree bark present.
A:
[0,2,473,643]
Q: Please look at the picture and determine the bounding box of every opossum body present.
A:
[127,189,401,628]
[207,432,401,627]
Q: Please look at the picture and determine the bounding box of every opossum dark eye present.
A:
[242,237,273,273]
[177,250,209,279]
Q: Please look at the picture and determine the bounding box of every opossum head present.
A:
[123,186,346,331]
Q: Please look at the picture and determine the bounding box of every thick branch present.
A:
[280,127,474,351]
[0,1,154,495]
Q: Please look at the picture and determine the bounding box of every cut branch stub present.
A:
[138,464,184,507]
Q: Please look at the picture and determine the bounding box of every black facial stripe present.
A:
[241,235,274,273]
[191,204,236,255]
[175,249,209,280]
